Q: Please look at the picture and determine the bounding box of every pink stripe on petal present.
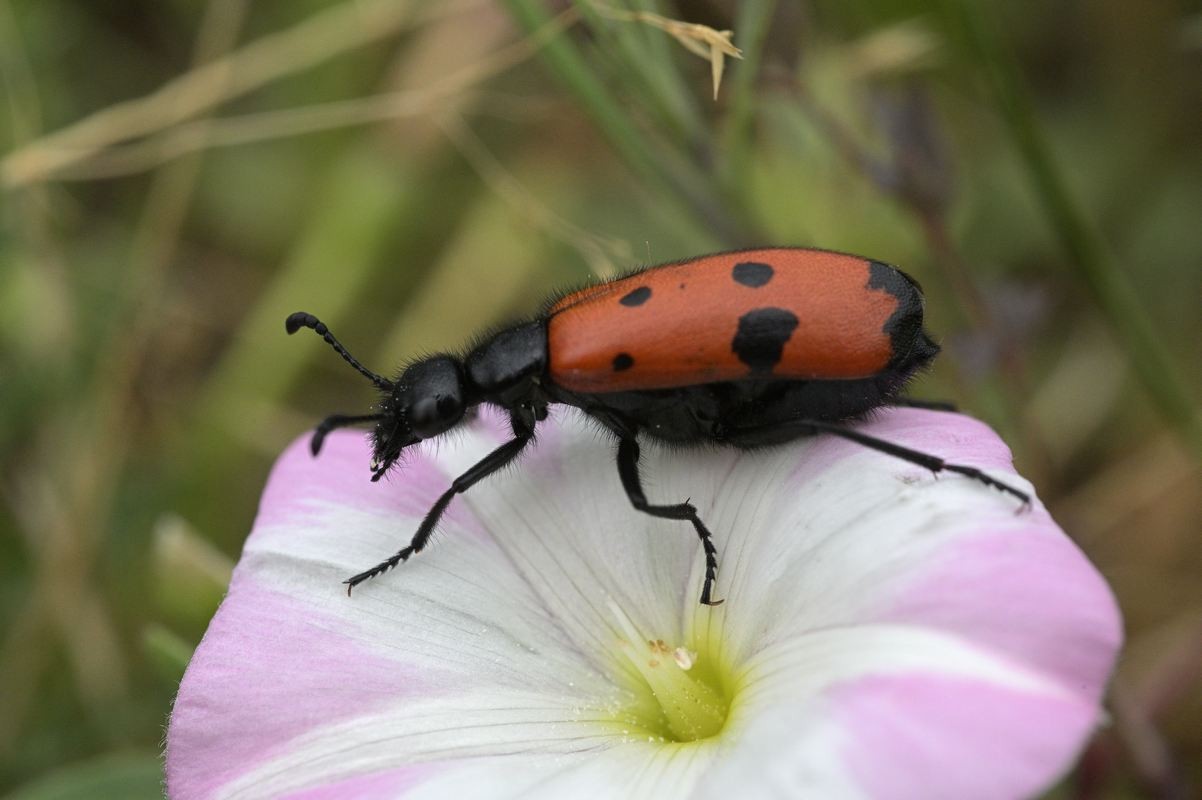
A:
[166,579,442,800]
[282,763,439,800]
[876,531,1123,699]
[835,674,1100,800]
[255,432,487,540]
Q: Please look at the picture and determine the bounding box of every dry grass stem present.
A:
[1,0,486,187]
[843,18,941,77]
[8,5,579,182]
[591,3,742,99]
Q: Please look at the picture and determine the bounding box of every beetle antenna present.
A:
[286,312,393,391]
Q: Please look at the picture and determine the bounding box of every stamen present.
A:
[607,600,728,742]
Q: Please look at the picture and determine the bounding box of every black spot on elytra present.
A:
[731,308,799,374]
[619,286,651,307]
[612,352,634,371]
[732,261,774,288]
[867,260,936,368]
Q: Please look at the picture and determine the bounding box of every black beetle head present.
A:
[370,357,466,476]
[285,312,468,480]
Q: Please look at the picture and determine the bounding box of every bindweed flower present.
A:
[167,408,1121,799]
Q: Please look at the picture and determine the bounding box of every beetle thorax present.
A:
[464,321,547,406]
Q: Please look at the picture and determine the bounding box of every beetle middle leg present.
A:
[615,436,723,606]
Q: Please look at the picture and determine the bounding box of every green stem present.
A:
[722,0,776,196]
[504,0,755,246]
[948,0,1202,457]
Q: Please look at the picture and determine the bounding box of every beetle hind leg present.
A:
[805,420,1031,508]
[728,417,1031,509]
[888,397,957,412]
[615,436,723,606]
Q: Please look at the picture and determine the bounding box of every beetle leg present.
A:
[615,436,724,607]
[730,418,1031,508]
[344,415,534,594]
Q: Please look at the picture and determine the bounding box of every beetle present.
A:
[287,247,1029,606]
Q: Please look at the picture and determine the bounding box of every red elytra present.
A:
[547,249,907,393]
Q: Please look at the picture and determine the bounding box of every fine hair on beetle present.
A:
[288,247,1030,607]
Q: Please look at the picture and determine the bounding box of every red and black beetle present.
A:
[287,247,1029,606]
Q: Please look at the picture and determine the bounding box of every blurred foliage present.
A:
[2,0,1201,797]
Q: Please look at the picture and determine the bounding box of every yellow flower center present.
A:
[606,601,730,743]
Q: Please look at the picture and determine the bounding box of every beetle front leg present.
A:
[345,415,535,593]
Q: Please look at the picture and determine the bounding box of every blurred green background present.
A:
[2,0,1200,797]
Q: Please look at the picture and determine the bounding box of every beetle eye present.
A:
[409,393,464,439]
[437,394,462,418]
[396,356,466,439]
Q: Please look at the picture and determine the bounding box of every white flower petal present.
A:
[168,407,1120,799]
